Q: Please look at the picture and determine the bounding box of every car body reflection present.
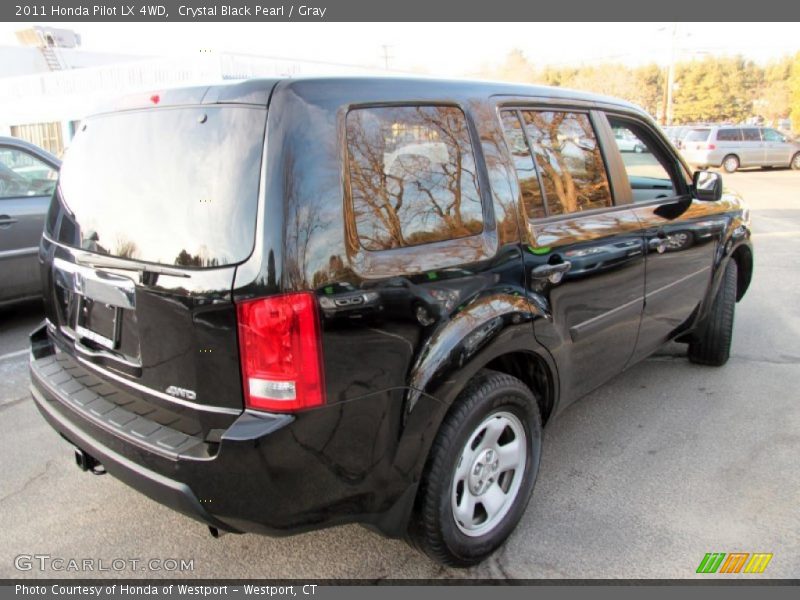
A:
[316,282,383,322]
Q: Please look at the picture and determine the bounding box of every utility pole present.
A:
[665,23,677,126]
[380,44,393,70]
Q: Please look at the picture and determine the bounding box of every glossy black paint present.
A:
[31,77,753,539]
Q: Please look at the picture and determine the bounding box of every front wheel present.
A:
[791,152,800,171]
[688,260,737,366]
[409,370,542,567]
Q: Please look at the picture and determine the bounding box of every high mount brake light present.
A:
[236,293,325,412]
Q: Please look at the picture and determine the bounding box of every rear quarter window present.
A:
[345,105,484,251]
[684,129,711,142]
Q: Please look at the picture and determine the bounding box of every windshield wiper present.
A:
[74,252,191,278]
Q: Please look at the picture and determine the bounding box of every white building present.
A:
[0,27,389,156]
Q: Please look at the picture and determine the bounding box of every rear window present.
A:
[684,128,711,142]
[57,106,266,268]
[717,129,743,142]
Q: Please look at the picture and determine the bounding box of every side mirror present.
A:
[693,170,723,202]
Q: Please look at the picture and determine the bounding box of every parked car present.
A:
[663,125,689,148]
[30,78,753,567]
[681,125,800,172]
[612,128,646,153]
[0,137,60,308]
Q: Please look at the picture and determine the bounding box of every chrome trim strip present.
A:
[570,295,644,342]
[72,338,140,369]
[53,256,136,309]
[647,266,711,298]
[569,266,712,341]
[0,246,37,259]
[72,351,242,416]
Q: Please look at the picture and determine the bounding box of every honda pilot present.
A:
[30,77,753,566]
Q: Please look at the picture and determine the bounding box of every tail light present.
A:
[236,293,325,412]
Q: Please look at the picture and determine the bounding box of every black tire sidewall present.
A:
[432,379,542,564]
[689,260,737,365]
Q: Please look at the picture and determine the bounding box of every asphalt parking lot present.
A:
[1,168,798,580]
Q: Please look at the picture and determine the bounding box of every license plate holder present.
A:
[75,296,121,350]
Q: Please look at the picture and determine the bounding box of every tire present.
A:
[722,154,739,173]
[688,260,737,366]
[409,370,542,567]
[791,152,800,171]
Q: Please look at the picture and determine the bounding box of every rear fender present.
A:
[391,289,551,480]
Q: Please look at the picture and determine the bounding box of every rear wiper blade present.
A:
[74,252,191,278]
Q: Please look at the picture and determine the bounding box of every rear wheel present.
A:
[722,154,740,173]
[665,231,693,251]
[791,152,800,171]
[409,370,542,567]
[688,261,737,366]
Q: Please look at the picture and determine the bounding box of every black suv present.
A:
[30,78,753,566]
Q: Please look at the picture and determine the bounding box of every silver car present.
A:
[681,125,800,173]
[0,136,60,307]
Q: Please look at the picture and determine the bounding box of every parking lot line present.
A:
[0,349,28,362]
[751,230,800,238]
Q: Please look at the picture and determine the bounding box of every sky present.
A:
[1,22,798,75]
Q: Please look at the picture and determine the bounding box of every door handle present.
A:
[648,237,667,254]
[531,261,571,284]
[0,214,18,228]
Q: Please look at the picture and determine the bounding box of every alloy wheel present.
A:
[451,411,527,537]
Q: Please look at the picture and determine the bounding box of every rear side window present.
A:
[518,110,612,217]
[346,105,483,251]
[717,129,743,142]
[684,128,711,142]
[742,128,762,141]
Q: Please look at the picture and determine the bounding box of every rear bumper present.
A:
[31,381,237,533]
[28,332,420,538]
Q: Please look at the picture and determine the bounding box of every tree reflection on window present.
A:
[346,106,484,251]
[520,111,612,216]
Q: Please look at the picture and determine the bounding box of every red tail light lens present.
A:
[236,293,325,412]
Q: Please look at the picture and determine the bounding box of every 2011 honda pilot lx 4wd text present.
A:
[30,77,753,566]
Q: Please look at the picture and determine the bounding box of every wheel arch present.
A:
[483,351,555,425]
